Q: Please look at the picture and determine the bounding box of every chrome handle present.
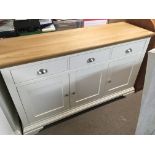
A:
[37,69,48,75]
[87,58,95,63]
[125,48,132,54]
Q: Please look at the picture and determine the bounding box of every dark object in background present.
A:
[14,19,41,33]
[39,19,53,29]
[0,19,42,38]
[53,19,83,31]
[0,19,83,38]
[0,20,17,38]
[0,31,17,38]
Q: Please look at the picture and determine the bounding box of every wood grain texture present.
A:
[0,22,154,68]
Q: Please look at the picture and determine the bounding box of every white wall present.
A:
[136,49,155,134]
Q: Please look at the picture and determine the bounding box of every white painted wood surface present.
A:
[104,56,142,95]
[136,49,155,134]
[111,39,146,60]
[0,74,21,135]
[0,107,14,135]
[11,56,68,84]
[70,63,108,107]
[17,73,70,123]
[69,47,110,70]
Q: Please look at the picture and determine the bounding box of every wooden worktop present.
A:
[0,22,154,68]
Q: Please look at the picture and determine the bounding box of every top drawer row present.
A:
[10,38,148,84]
[70,38,146,69]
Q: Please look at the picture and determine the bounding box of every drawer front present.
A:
[69,47,111,70]
[11,57,68,84]
[111,39,147,60]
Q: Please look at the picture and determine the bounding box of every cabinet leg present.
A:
[24,126,44,135]
[122,88,135,97]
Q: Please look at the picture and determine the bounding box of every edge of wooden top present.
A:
[0,22,155,68]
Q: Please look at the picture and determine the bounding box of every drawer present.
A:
[111,39,147,60]
[11,57,68,84]
[69,47,111,70]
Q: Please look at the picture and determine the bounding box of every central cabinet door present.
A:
[17,73,69,123]
[70,63,108,107]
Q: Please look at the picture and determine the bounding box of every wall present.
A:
[136,49,155,134]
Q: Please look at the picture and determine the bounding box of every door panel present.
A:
[70,63,108,107]
[104,55,141,95]
[17,74,69,123]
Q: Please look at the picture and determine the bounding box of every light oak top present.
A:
[0,22,154,68]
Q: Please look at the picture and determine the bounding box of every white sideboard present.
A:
[1,37,150,134]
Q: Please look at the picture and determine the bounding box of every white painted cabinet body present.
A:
[17,73,69,123]
[70,63,108,107]
[104,56,141,96]
[1,37,150,134]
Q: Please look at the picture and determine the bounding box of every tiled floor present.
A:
[38,91,142,135]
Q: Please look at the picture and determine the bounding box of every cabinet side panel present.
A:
[0,73,22,134]
[1,69,30,127]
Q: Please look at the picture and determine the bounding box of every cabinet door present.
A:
[104,55,141,95]
[70,63,108,107]
[17,73,69,123]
